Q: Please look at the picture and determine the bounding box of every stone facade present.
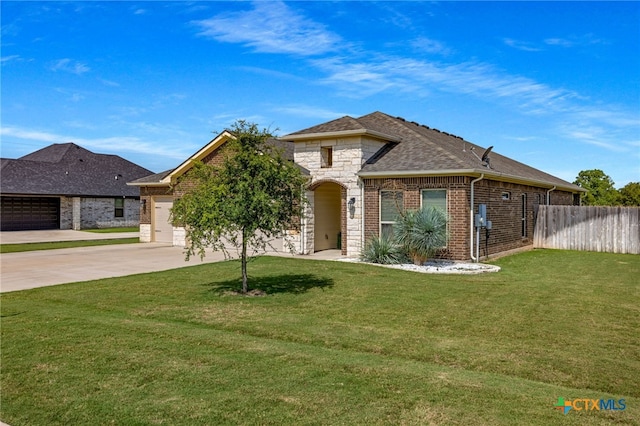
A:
[293,136,386,257]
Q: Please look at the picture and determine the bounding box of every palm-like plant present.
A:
[361,233,406,264]
[394,207,447,265]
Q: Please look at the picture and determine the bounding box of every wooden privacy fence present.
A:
[534,205,640,254]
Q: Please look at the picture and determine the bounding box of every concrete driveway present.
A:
[0,230,343,293]
[0,242,231,293]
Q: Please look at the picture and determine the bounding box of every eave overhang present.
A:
[281,129,401,143]
[357,168,585,193]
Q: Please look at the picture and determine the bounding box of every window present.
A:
[422,189,448,247]
[421,189,447,213]
[521,194,527,237]
[115,198,124,218]
[321,146,333,168]
[380,190,403,237]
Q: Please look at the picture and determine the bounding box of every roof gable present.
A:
[160,130,235,185]
[1,143,153,197]
[130,132,303,186]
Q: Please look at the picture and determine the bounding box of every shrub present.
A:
[361,233,406,264]
[394,207,447,265]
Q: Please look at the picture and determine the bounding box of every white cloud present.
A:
[544,34,606,48]
[544,38,574,48]
[193,1,341,56]
[273,105,351,120]
[0,126,187,160]
[98,78,120,87]
[313,55,576,112]
[50,58,90,75]
[503,38,542,52]
[411,37,451,55]
[1,55,21,64]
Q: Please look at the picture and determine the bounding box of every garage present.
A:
[0,196,60,231]
[152,197,173,243]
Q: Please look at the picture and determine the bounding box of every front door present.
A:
[313,182,342,251]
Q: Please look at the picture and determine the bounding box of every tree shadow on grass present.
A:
[206,274,334,296]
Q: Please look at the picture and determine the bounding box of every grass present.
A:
[0,238,140,253]
[81,227,139,233]
[1,249,638,425]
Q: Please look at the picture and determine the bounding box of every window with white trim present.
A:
[421,189,448,247]
[380,190,403,238]
[421,189,447,213]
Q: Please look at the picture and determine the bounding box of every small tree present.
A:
[171,121,308,293]
[394,207,448,265]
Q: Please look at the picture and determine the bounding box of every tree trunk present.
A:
[241,229,248,293]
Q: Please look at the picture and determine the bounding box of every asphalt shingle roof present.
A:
[286,111,580,190]
[1,143,154,197]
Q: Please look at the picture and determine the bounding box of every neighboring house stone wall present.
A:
[363,176,575,261]
[72,197,140,229]
[60,196,73,230]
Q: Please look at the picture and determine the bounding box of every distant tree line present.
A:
[574,169,640,206]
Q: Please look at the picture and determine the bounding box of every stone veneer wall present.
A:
[294,136,386,257]
[363,177,575,261]
[60,196,140,230]
[76,197,140,229]
[60,196,73,230]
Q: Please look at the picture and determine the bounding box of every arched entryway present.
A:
[311,180,346,253]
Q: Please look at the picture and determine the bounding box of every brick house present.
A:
[130,111,584,261]
[1,143,152,231]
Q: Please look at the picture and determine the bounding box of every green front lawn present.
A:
[0,238,140,253]
[1,250,638,425]
[82,227,139,233]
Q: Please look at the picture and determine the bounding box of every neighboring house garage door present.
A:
[153,197,173,243]
[1,196,60,231]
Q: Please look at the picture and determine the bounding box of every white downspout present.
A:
[361,180,365,257]
[546,186,556,205]
[470,174,484,262]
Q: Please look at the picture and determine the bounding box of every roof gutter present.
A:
[126,182,170,187]
[358,168,584,193]
[470,174,484,263]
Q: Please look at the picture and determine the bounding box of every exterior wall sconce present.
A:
[140,199,147,212]
[348,197,356,218]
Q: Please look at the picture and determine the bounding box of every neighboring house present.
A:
[130,111,584,261]
[1,143,153,231]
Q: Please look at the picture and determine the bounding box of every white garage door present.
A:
[153,197,173,243]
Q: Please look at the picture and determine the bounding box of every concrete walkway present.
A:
[0,230,345,293]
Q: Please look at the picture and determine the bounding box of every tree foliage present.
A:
[573,169,620,206]
[170,121,308,293]
[619,182,640,206]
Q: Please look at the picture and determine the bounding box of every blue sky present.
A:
[2,1,639,187]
